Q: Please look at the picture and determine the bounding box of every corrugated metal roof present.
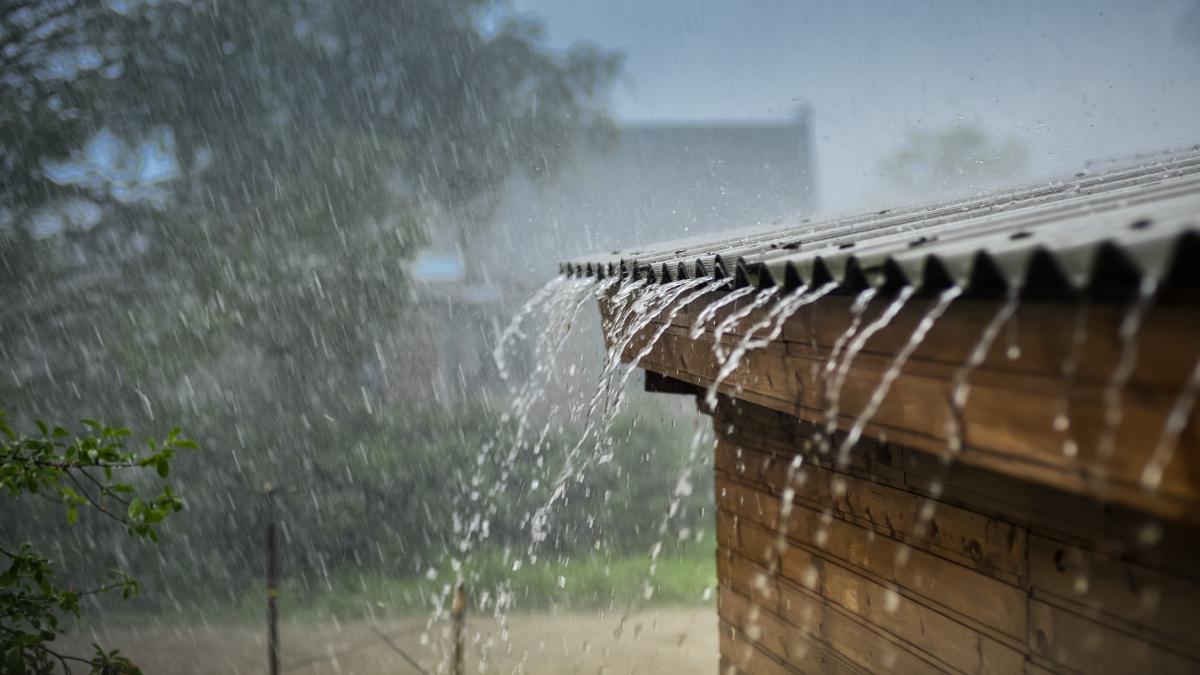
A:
[560,151,1200,300]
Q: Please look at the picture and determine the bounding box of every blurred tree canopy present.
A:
[0,0,624,595]
[1,0,620,415]
[879,124,1029,196]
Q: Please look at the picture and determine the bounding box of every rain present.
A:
[3,1,1200,674]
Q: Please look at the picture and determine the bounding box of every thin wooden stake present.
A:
[266,487,279,675]
[451,583,466,675]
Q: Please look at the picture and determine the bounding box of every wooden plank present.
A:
[719,628,805,675]
[626,322,1199,522]
[725,550,1026,675]
[722,588,853,674]
[1029,535,1200,659]
[1029,599,1198,674]
[625,287,1200,391]
[902,448,1200,582]
[724,583,948,675]
[718,482,1029,642]
[715,400,907,482]
[717,508,740,551]
[718,548,779,613]
[1024,662,1061,675]
[716,439,1029,583]
[718,620,859,675]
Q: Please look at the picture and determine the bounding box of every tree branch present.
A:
[66,471,127,526]
[78,466,130,506]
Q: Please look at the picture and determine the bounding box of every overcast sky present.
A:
[507,0,1200,213]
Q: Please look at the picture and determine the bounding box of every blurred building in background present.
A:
[480,109,820,285]
[389,112,820,403]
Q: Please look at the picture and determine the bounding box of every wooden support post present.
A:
[451,583,466,675]
[266,486,279,675]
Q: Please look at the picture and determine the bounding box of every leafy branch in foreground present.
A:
[1,412,197,674]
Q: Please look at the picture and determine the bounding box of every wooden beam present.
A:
[600,288,1200,522]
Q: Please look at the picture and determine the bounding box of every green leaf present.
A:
[66,505,78,525]
[35,420,48,436]
[156,458,169,478]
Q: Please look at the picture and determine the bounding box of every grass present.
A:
[87,542,716,627]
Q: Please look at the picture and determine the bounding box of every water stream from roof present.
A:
[835,285,963,466]
[703,282,839,410]
[1054,300,1091,459]
[531,277,713,548]
[432,274,600,667]
[901,286,1020,578]
[711,287,780,363]
[690,285,757,339]
[1097,277,1158,459]
[605,278,724,416]
[945,287,1021,455]
[820,287,878,450]
[456,277,598,553]
[462,263,1188,671]
[1142,353,1200,490]
[493,275,569,382]
[823,285,917,453]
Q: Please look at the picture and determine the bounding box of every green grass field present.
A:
[90,542,716,626]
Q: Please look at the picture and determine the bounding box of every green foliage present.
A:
[32,400,709,619]
[0,0,633,635]
[101,543,716,625]
[0,6,622,601]
[301,541,715,620]
[0,412,196,674]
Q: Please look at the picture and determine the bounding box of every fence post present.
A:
[451,583,466,675]
[266,485,279,675]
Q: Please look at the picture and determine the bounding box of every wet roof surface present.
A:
[561,151,1200,300]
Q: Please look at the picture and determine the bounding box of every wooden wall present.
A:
[609,290,1200,524]
[711,396,1200,674]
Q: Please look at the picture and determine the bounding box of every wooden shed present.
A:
[563,155,1200,673]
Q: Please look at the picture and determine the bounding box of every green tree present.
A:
[879,124,1029,196]
[1,412,196,673]
[0,0,620,587]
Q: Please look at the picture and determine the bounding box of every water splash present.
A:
[434,274,601,667]
[835,285,963,466]
[613,419,713,626]
[493,276,567,381]
[530,276,716,548]
[944,287,1020,455]
[589,277,710,430]
[609,278,726,414]
[458,276,599,556]
[1097,277,1158,459]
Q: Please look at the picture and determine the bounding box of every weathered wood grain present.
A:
[603,286,1200,521]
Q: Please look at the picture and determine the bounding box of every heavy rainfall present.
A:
[2,1,1199,674]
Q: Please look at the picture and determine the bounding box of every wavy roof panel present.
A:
[561,152,1200,300]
